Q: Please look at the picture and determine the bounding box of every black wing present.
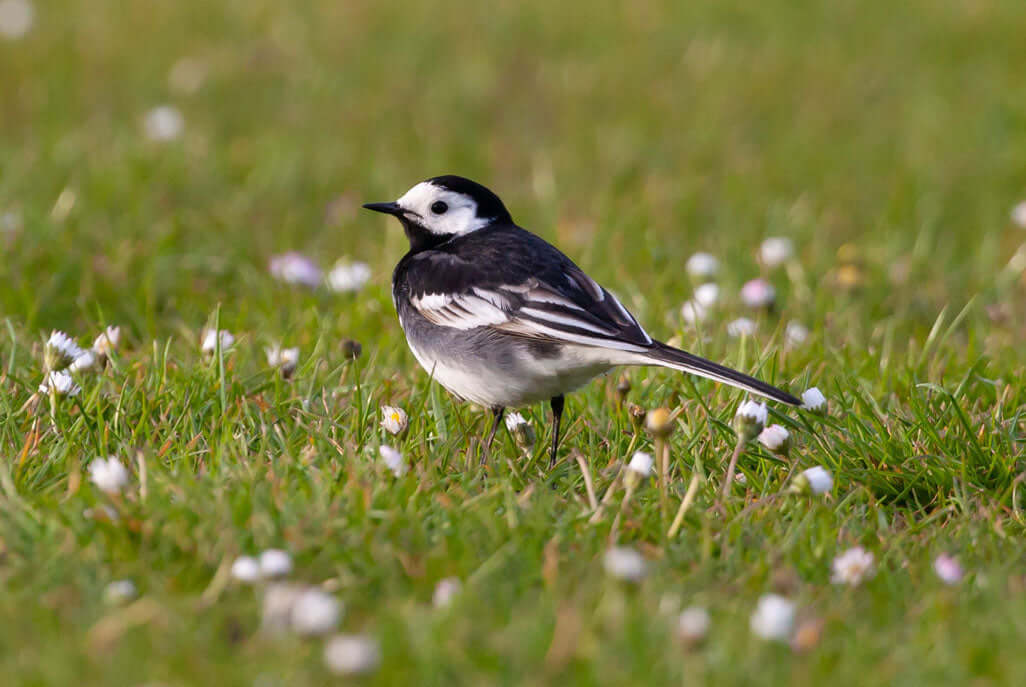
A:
[395,225,653,352]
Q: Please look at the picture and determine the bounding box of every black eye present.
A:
[430,201,448,215]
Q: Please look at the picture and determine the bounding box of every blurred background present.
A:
[2,0,1025,345]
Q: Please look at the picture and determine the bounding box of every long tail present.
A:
[644,341,800,406]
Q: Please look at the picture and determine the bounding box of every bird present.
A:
[364,175,800,467]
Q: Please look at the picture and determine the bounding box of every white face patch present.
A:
[395,181,492,236]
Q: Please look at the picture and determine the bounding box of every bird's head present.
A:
[363,175,512,251]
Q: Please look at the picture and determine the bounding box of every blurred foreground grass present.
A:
[2,0,1026,685]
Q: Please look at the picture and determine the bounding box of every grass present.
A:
[3,0,1026,684]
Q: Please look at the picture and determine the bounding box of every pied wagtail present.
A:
[364,175,800,466]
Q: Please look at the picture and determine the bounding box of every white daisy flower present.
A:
[740,278,776,308]
[757,424,791,455]
[323,635,382,675]
[230,556,262,583]
[200,328,234,355]
[103,580,138,605]
[379,405,409,436]
[793,466,833,495]
[831,546,875,586]
[677,606,711,644]
[726,317,757,338]
[45,330,84,371]
[432,577,462,608]
[686,252,719,279]
[39,370,81,397]
[259,549,293,578]
[627,451,654,479]
[290,588,342,636]
[759,237,794,268]
[378,445,406,477]
[693,282,720,308]
[265,345,300,379]
[750,594,795,641]
[326,261,371,293]
[602,546,647,583]
[268,252,322,288]
[88,456,129,495]
[801,387,827,413]
[143,105,184,142]
[1011,200,1026,229]
[784,320,809,347]
[0,0,33,40]
[261,583,305,634]
[680,299,708,325]
[933,554,964,585]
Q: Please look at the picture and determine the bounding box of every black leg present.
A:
[481,406,504,465]
[549,395,565,467]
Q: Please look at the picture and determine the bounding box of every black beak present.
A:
[362,202,403,216]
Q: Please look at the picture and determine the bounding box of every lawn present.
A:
[3,0,1026,684]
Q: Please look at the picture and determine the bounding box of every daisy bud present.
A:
[800,387,827,414]
[378,445,406,477]
[933,554,964,585]
[750,594,795,641]
[231,556,262,583]
[740,278,776,309]
[39,370,81,398]
[627,451,654,480]
[103,580,138,606]
[379,405,409,437]
[432,577,462,608]
[830,546,874,586]
[676,606,711,645]
[734,400,767,441]
[69,349,99,373]
[326,261,371,293]
[290,588,342,636]
[92,325,121,359]
[758,424,791,456]
[44,330,84,371]
[88,456,129,495]
[323,635,381,676]
[1011,200,1026,229]
[265,345,300,379]
[504,411,535,451]
[614,374,631,405]
[268,252,322,288]
[726,317,757,338]
[341,338,363,360]
[686,252,719,279]
[645,407,674,438]
[200,328,234,356]
[790,466,833,495]
[0,0,34,40]
[603,546,647,583]
[259,549,293,579]
[759,237,794,268]
[627,403,646,431]
[790,617,825,653]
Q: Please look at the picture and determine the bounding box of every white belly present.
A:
[406,339,619,408]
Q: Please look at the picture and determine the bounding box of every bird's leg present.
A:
[481,406,505,465]
[548,395,565,468]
